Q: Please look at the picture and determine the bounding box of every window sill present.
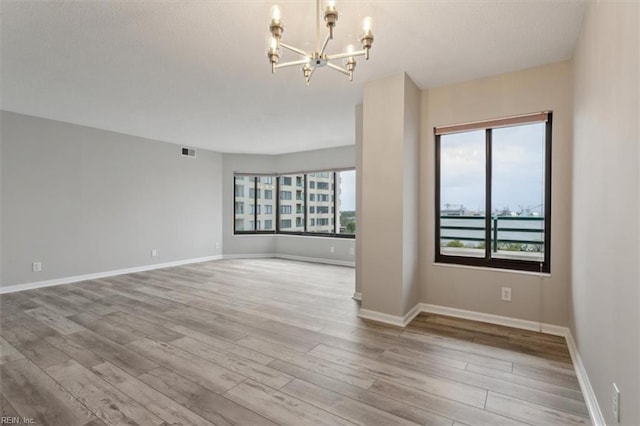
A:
[233,232,355,240]
[277,233,355,240]
[432,261,551,278]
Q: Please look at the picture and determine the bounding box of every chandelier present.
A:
[267,0,374,86]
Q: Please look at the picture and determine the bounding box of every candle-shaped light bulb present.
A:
[362,16,372,33]
[345,43,355,62]
[344,43,356,74]
[360,16,374,59]
[271,5,281,21]
[267,34,280,72]
[323,0,338,38]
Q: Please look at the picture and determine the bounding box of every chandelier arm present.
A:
[275,59,312,69]
[279,42,310,57]
[326,62,350,76]
[327,50,366,61]
[315,0,321,52]
[319,34,331,56]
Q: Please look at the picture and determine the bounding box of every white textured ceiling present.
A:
[1,0,586,154]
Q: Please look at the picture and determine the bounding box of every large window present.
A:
[234,175,276,233]
[306,172,334,233]
[233,169,355,238]
[435,112,551,272]
[337,170,356,235]
[279,174,305,232]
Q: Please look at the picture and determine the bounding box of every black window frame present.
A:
[233,175,277,235]
[233,170,355,239]
[434,112,552,273]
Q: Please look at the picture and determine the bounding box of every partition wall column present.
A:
[358,72,421,323]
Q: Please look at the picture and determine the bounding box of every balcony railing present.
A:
[440,215,544,252]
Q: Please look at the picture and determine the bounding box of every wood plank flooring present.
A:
[0,258,590,425]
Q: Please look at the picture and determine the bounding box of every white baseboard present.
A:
[222,253,278,260]
[358,309,406,327]
[420,303,556,334]
[403,303,423,326]
[222,253,355,268]
[1,254,353,295]
[276,254,355,268]
[0,255,223,295]
[352,292,362,301]
[564,330,605,426]
[539,323,570,337]
[358,301,603,426]
[359,303,421,328]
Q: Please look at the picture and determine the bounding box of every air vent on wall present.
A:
[181,147,196,158]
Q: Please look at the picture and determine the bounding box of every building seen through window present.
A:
[233,169,355,237]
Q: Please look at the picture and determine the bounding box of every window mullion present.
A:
[276,176,280,232]
[304,174,308,233]
[543,115,553,272]
[434,134,442,260]
[233,176,238,231]
[254,176,258,231]
[485,129,492,260]
[332,172,337,234]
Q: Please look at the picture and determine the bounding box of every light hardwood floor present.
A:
[0,258,590,425]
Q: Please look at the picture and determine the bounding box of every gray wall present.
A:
[1,111,223,287]
[221,146,356,264]
[0,112,3,285]
[420,61,574,326]
[572,1,639,424]
[355,104,363,296]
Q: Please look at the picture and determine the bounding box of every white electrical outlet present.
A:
[151,249,158,257]
[612,383,620,423]
[32,262,42,272]
[501,287,512,302]
[330,246,335,253]
[215,242,220,249]
[349,247,355,255]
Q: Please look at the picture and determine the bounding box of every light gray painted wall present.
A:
[572,2,639,424]
[420,61,574,326]
[360,72,420,318]
[221,146,356,263]
[0,112,3,285]
[1,111,223,287]
[402,75,421,314]
[355,104,363,296]
[276,236,354,265]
